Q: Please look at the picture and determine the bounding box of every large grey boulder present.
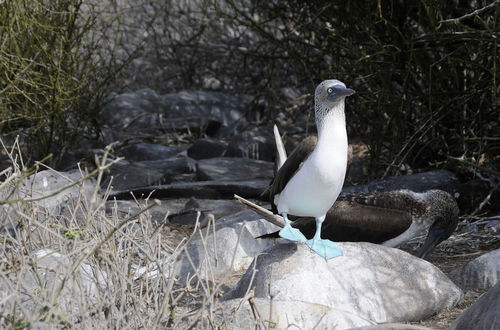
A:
[223,243,462,326]
[21,169,95,212]
[196,157,274,182]
[175,210,279,280]
[449,249,499,290]
[160,90,249,125]
[102,88,163,128]
[220,298,376,330]
[102,89,249,134]
[1,169,95,226]
[449,282,500,330]
[0,249,110,323]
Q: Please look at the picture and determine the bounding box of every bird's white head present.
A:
[315,79,355,106]
[314,79,355,127]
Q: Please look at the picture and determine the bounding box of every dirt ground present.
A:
[402,218,499,329]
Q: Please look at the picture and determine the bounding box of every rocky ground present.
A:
[1,88,499,329]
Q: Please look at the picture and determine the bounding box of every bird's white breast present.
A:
[276,115,348,218]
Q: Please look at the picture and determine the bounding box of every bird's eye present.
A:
[327,88,333,94]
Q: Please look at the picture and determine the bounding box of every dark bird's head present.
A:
[414,190,459,259]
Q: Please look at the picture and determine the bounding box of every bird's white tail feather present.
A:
[273,124,287,170]
[234,194,284,228]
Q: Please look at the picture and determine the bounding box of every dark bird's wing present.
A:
[269,136,317,212]
[258,189,459,258]
[342,190,427,216]
[293,191,422,242]
[259,199,412,243]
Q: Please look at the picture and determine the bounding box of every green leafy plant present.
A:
[0,0,124,167]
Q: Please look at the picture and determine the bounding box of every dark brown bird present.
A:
[259,189,459,258]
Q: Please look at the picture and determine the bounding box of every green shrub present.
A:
[0,0,123,166]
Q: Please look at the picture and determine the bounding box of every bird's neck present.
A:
[315,103,347,153]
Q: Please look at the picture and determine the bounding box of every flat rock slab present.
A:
[169,198,247,228]
[187,138,227,160]
[223,243,462,325]
[105,157,196,190]
[449,249,500,290]
[197,157,274,181]
[449,282,500,330]
[175,210,279,280]
[110,180,268,200]
[219,298,376,330]
[341,170,459,196]
[118,143,185,161]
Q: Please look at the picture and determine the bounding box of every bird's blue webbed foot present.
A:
[306,216,342,259]
[278,213,307,243]
[306,238,342,259]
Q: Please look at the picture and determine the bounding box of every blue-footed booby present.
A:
[268,79,355,258]
[256,189,459,258]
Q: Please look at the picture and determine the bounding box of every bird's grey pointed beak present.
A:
[415,228,446,259]
[328,86,356,101]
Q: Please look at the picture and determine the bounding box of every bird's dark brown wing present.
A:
[341,190,427,216]
[269,135,317,211]
[259,200,412,243]
[319,200,412,242]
